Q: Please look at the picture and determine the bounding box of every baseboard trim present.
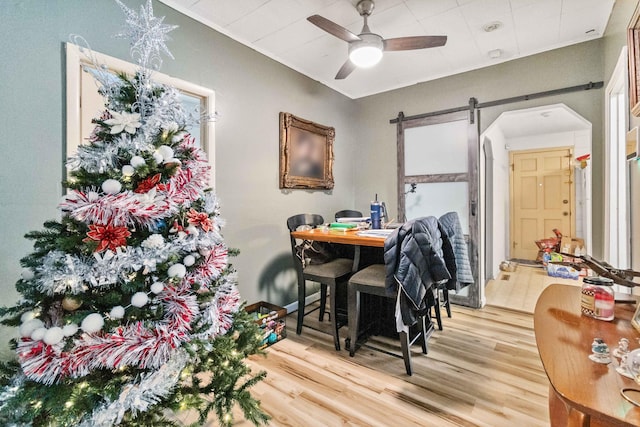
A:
[284,291,321,314]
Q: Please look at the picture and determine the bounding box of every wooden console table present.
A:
[534,284,640,426]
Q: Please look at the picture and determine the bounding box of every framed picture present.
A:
[632,301,640,334]
[279,112,334,190]
[628,3,640,117]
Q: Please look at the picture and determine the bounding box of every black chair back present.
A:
[334,210,363,221]
[287,213,325,269]
[287,213,324,233]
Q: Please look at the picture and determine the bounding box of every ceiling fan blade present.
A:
[335,60,357,80]
[384,35,447,51]
[307,15,361,43]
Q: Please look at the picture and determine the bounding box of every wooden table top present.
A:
[534,284,640,426]
[290,228,386,247]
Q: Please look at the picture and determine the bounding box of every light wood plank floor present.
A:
[485,265,582,313]
[208,304,549,427]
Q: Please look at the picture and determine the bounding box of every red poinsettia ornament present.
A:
[186,208,213,232]
[135,173,162,194]
[83,223,131,252]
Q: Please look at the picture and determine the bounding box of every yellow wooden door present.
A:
[510,148,573,260]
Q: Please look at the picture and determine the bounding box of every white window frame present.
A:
[604,46,630,269]
[65,43,216,187]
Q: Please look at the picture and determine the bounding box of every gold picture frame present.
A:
[279,112,334,190]
[628,3,640,117]
[632,302,640,334]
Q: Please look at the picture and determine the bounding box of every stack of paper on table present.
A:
[356,229,395,238]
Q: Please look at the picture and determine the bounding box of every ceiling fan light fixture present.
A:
[349,34,384,68]
[349,45,383,68]
[307,0,447,79]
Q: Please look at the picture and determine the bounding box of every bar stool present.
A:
[432,284,451,331]
[347,264,432,375]
[287,214,352,351]
[333,210,364,261]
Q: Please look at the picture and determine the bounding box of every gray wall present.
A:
[354,39,605,258]
[0,0,357,357]
[604,0,637,83]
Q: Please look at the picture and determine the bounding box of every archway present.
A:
[481,104,592,301]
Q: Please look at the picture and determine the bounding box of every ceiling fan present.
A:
[307,0,447,80]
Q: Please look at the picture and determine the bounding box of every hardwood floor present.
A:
[485,265,582,313]
[210,304,550,426]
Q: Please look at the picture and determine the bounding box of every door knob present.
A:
[563,212,569,216]
[563,199,569,204]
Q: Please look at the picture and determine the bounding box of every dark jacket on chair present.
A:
[384,217,451,327]
[439,212,474,291]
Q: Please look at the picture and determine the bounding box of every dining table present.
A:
[290,227,393,346]
[290,228,387,273]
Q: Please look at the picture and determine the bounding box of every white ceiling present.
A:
[159,0,616,99]
[488,103,591,139]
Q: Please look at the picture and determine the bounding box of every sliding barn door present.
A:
[397,110,480,308]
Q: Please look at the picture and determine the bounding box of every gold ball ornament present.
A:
[62,296,82,311]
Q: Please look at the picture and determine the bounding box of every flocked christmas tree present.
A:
[0,1,269,425]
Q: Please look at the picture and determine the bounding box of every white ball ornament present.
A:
[183,255,196,267]
[20,311,35,323]
[101,179,122,194]
[153,152,164,164]
[81,313,104,334]
[20,268,34,281]
[110,305,125,319]
[121,165,135,177]
[157,145,174,161]
[43,327,65,345]
[167,263,187,279]
[19,319,44,337]
[131,292,149,308]
[62,323,79,337]
[30,327,47,341]
[150,282,164,294]
[129,156,146,168]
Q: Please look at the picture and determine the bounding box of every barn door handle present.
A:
[471,201,477,216]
